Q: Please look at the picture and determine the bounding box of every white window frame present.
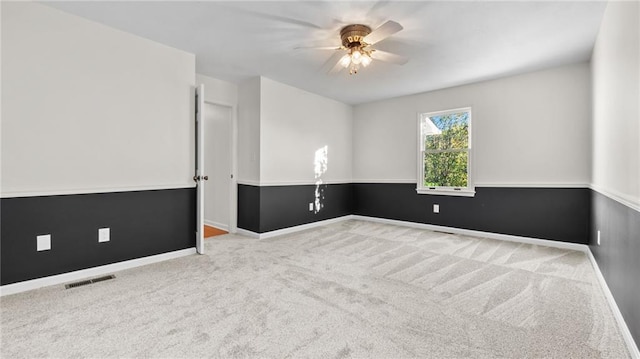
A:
[416,107,475,197]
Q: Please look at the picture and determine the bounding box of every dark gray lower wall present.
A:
[591,190,640,345]
[237,183,590,244]
[5,184,635,346]
[237,183,353,233]
[353,184,590,244]
[1,188,195,285]
[237,184,261,233]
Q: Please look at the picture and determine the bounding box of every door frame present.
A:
[195,84,205,254]
[203,100,238,234]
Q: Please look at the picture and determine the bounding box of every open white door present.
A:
[195,84,206,254]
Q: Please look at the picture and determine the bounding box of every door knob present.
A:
[203,176,209,180]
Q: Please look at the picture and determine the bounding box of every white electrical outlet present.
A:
[309,203,314,211]
[37,234,51,251]
[597,230,601,245]
[433,204,440,213]
[98,228,110,243]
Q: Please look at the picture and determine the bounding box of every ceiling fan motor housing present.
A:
[340,24,372,48]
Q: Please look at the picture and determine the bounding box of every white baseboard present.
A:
[352,215,639,357]
[235,228,260,238]
[586,250,640,358]
[236,215,586,251]
[240,214,586,252]
[0,248,197,297]
[235,215,354,240]
[351,215,588,252]
[11,214,632,356]
[204,220,229,232]
[258,216,353,239]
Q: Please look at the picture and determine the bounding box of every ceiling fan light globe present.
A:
[340,55,351,68]
[361,55,372,67]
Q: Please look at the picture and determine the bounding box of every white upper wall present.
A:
[1,2,196,196]
[196,73,238,106]
[353,63,592,186]
[259,77,352,185]
[237,77,261,184]
[591,0,640,208]
[1,2,604,195]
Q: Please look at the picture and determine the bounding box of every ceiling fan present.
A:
[302,20,409,75]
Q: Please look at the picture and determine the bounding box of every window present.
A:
[417,107,474,197]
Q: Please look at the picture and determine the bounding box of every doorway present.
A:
[203,102,235,235]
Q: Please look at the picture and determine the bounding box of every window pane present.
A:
[424,112,469,151]
[423,151,468,187]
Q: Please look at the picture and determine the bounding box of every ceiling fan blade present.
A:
[371,50,409,65]
[294,39,342,51]
[318,51,345,74]
[294,46,341,51]
[366,1,391,19]
[218,4,323,29]
[363,20,403,45]
[329,55,347,74]
[327,54,348,74]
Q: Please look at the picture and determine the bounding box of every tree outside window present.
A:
[418,108,474,197]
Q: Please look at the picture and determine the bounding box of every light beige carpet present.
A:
[0,220,630,358]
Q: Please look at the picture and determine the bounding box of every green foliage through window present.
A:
[421,111,470,188]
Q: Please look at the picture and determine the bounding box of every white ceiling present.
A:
[44,1,607,105]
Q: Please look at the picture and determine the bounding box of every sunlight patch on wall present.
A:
[314,146,328,214]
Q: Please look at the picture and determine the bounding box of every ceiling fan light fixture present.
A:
[340,24,372,48]
[338,24,373,75]
[343,47,372,75]
[323,21,405,75]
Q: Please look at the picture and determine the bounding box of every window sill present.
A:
[416,188,476,197]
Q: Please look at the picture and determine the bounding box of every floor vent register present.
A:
[65,275,116,289]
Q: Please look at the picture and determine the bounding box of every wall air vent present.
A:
[433,230,454,235]
[65,275,115,289]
